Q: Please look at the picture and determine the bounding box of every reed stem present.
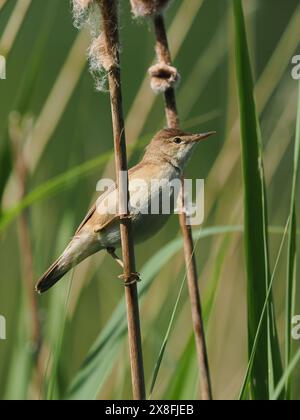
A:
[153,13,212,401]
[98,0,146,400]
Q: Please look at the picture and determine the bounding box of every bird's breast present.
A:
[129,168,181,217]
[96,165,181,248]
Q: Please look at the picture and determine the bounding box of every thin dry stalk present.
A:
[152,13,212,400]
[9,114,44,397]
[178,181,212,401]
[153,14,179,127]
[9,114,41,353]
[97,0,146,400]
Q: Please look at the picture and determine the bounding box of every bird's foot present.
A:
[107,248,141,286]
[118,272,141,287]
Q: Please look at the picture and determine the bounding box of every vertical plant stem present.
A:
[178,182,213,401]
[9,114,41,353]
[98,0,145,400]
[9,113,44,398]
[153,15,179,128]
[153,13,212,401]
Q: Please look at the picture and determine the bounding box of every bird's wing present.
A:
[75,203,97,234]
[93,214,121,233]
[75,162,151,235]
[75,183,117,235]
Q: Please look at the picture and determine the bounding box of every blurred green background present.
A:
[0,0,299,400]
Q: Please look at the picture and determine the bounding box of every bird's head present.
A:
[144,128,216,169]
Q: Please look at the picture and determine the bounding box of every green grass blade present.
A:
[39,214,77,400]
[153,233,233,400]
[0,0,60,210]
[0,152,113,234]
[165,334,198,400]
[239,218,290,400]
[271,348,300,400]
[46,276,72,400]
[233,0,282,399]
[4,298,34,400]
[285,82,300,399]
[202,234,232,322]
[149,277,186,399]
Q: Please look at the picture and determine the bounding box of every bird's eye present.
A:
[173,137,182,144]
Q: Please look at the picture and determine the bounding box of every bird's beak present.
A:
[187,131,216,143]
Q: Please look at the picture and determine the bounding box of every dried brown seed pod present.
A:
[149,63,180,93]
[130,0,172,17]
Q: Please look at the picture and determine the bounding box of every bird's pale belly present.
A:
[98,213,171,249]
[98,175,179,249]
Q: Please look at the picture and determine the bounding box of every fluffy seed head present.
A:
[89,33,118,73]
[130,0,172,17]
[88,34,116,91]
[149,63,180,93]
[72,0,94,29]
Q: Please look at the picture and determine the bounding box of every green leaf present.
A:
[271,348,300,401]
[165,334,198,400]
[151,232,233,400]
[239,218,290,400]
[41,214,78,400]
[0,0,60,210]
[285,82,300,399]
[4,298,34,400]
[0,152,113,234]
[233,0,282,399]
[149,277,186,399]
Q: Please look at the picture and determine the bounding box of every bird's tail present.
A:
[36,231,100,294]
[35,254,73,294]
[35,235,89,294]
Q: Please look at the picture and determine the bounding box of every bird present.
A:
[36,128,215,294]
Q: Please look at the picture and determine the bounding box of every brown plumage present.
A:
[36,128,215,294]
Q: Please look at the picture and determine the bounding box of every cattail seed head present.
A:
[149,63,180,93]
[88,33,119,91]
[130,0,172,17]
[72,0,94,29]
[89,33,118,71]
[72,0,118,92]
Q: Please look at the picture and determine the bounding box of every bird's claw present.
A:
[118,272,141,286]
